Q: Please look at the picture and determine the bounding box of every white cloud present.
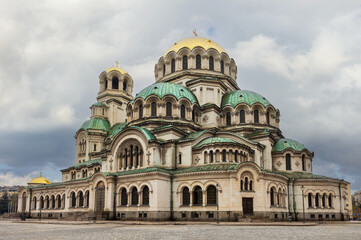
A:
[0,171,37,186]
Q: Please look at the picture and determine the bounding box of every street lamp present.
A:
[216,184,219,225]
[39,191,43,221]
[301,185,305,223]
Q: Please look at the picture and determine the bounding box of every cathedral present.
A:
[18,34,351,221]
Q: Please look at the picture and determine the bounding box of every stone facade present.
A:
[18,36,351,221]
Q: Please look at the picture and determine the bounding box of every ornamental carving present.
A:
[203,115,209,123]
[295,161,300,167]
[216,116,220,123]
[276,161,282,167]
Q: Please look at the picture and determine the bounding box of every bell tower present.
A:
[97,63,134,126]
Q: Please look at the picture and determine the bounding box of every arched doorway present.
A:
[95,181,105,214]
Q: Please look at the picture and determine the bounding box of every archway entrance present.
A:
[95,181,105,214]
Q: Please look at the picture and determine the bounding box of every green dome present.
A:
[193,137,238,149]
[92,102,106,107]
[80,118,110,132]
[272,138,307,152]
[221,90,272,108]
[108,122,127,138]
[134,82,198,104]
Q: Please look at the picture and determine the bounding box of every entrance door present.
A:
[95,181,105,213]
[242,198,253,215]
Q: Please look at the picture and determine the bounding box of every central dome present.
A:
[164,37,227,57]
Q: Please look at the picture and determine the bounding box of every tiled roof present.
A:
[221,90,272,108]
[272,138,307,152]
[80,118,110,133]
[61,158,102,172]
[133,82,198,104]
[193,137,238,148]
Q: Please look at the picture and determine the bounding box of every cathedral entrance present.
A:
[95,181,105,214]
[242,198,253,215]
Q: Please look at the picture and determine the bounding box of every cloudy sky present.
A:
[0,0,360,191]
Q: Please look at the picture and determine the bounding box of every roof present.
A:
[105,66,128,75]
[181,129,210,141]
[221,90,272,108]
[129,126,156,141]
[92,102,106,107]
[274,171,341,181]
[61,158,102,172]
[108,122,127,138]
[272,138,307,152]
[174,164,238,174]
[193,137,238,149]
[134,82,198,104]
[80,118,110,133]
[164,37,227,57]
[28,176,51,184]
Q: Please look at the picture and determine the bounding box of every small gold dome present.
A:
[28,173,51,185]
[164,37,227,57]
[106,66,128,75]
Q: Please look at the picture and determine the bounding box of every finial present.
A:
[115,60,119,67]
[193,29,198,37]
[40,172,42,177]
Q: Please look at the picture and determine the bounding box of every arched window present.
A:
[193,186,202,205]
[171,59,175,73]
[33,197,37,210]
[244,177,248,191]
[182,55,188,70]
[315,193,320,208]
[182,187,190,206]
[180,104,186,119]
[163,64,166,76]
[196,54,201,69]
[121,188,127,206]
[210,150,214,163]
[240,110,245,123]
[209,56,214,70]
[139,104,143,119]
[254,109,259,123]
[249,180,253,191]
[302,155,306,171]
[112,77,119,89]
[192,109,195,122]
[270,188,275,206]
[124,148,128,169]
[135,146,139,167]
[130,145,134,167]
[142,186,149,205]
[123,80,127,91]
[85,191,89,207]
[71,192,76,207]
[166,102,172,116]
[131,187,138,206]
[222,150,227,162]
[207,185,217,205]
[322,194,326,207]
[178,153,182,164]
[51,195,55,209]
[308,193,312,207]
[328,194,332,208]
[104,78,108,90]
[240,180,243,191]
[151,102,157,116]
[286,154,292,170]
[226,112,231,126]
[234,150,238,162]
[266,111,270,124]
[79,192,84,207]
[220,60,224,73]
[40,196,44,209]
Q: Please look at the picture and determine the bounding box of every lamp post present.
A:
[39,191,43,221]
[216,184,219,225]
[301,185,305,223]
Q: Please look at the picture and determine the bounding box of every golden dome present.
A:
[164,37,227,57]
[106,66,128,75]
[28,173,51,185]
